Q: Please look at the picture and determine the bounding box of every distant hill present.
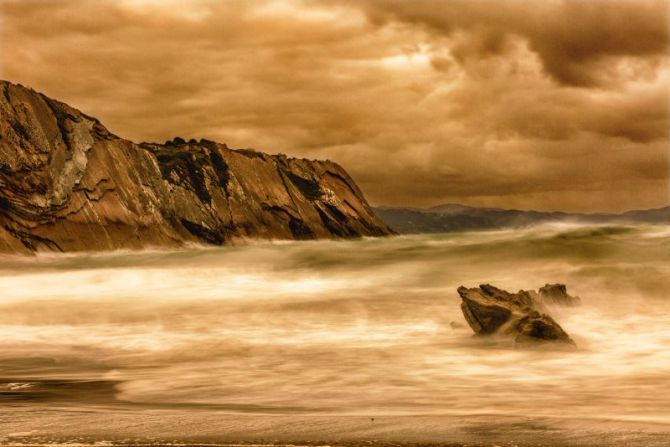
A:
[374,204,670,234]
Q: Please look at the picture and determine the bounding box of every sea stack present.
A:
[457,284,576,346]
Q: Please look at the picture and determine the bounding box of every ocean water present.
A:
[1,224,669,442]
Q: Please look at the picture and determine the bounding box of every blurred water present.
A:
[1,224,669,424]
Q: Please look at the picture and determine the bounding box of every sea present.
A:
[1,224,669,446]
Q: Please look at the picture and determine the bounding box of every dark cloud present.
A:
[1,0,668,212]
[350,0,669,86]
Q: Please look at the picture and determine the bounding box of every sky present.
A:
[1,0,669,212]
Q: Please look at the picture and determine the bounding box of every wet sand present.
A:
[2,408,670,446]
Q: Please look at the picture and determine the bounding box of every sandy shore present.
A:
[2,407,669,447]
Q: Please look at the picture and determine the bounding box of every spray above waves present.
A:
[0,224,669,423]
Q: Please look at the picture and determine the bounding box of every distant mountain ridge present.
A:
[374,203,670,234]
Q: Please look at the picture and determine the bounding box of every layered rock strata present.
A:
[0,80,393,253]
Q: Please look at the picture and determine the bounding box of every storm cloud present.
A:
[1,0,668,211]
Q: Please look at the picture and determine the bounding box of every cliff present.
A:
[0,80,393,253]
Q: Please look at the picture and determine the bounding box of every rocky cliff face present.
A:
[0,80,393,253]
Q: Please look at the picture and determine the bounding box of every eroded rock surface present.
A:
[0,81,393,253]
[538,283,581,306]
[457,284,575,346]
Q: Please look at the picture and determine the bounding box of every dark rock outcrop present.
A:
[538,283,581,306]
[457,284,575,346]
[0,80,393,253]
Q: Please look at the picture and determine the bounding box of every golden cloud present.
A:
[2,0,668,211]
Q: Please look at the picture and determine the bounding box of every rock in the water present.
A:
[538,283,581,306]
[515,311,574,345]
[0,80,394,253]
[457,284,575,346]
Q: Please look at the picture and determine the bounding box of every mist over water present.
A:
[1,224,670,425]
